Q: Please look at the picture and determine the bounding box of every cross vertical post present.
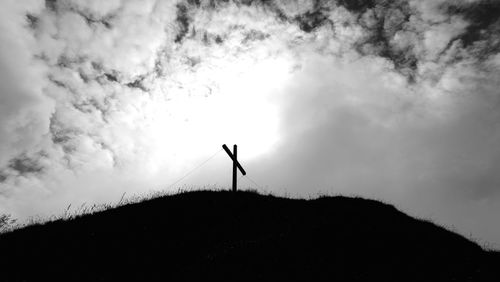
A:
[232,145,237,192]
[222,144,246,192]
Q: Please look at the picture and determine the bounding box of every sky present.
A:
[1,0,499,248]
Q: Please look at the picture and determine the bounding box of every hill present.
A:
[0,190,498,281]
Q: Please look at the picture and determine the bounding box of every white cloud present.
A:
[0,0,53,168]
[422,17,468,60]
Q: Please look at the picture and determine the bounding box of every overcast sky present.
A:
[1,0,499,248]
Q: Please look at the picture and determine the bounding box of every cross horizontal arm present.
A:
[222,144,246,175]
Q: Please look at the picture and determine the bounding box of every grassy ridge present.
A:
[0,190,498,281]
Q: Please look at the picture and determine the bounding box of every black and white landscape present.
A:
[1,0,500,280]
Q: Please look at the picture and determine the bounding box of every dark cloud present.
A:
[9,156,44,176]
[126,77,148,92]
[175,4,191,43]
[215,34,224,44]
[242,29,270,43]
[295,9,330,33]
[45,0,58,13]
[444,0,500,48]
[355,2,417,78]
[25,14,39,30]
[104,73,118,83]
[73,10,113,29]
[196,0,416,79]
[337,0,376,13]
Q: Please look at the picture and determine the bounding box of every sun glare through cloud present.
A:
[149,52,292,177]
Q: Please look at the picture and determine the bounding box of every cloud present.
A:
[0,0,53,178]
[0,0,180,213]
[254,52,500,200]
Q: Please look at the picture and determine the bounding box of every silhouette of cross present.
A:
[222,144,246,192]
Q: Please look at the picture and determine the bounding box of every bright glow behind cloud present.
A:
[162,54,291,162]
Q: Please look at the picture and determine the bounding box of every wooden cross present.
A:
[222,144,246,192]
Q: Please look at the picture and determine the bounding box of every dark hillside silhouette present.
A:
[0,190,498,281]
